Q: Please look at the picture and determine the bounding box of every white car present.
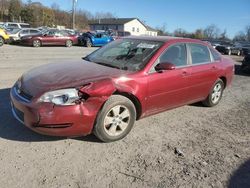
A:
[4,22,30,29]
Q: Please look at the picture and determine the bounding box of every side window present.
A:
[159,43,187,67]
[20,30,29,35]
[47,31,55,36]
[210,48,221,61]
[189,44,211,64]
[30,30,38,34]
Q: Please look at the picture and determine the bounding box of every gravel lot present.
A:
[0,45,249,188]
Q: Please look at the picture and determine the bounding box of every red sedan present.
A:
[21,29,78,47]
[11,36,234,142]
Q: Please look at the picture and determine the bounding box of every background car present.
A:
[232,44,250,56]
[241,53,250,73]
[78,31,114,47]
[4,22,30,29]
[0,28,10,46]
[21,29,78,47]
[215,42,234,55]
[8,28,41,43]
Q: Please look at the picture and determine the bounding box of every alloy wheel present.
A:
[211,83,222,104]
[103,105,130,137]
[0,37,4,46]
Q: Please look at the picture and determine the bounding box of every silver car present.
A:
[8,28,41,42]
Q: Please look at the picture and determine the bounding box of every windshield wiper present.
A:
[94,62,121,70]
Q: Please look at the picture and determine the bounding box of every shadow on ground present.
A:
[228,159,250,188]
[0,88,99,143]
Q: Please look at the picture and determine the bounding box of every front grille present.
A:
[15,84,33,101]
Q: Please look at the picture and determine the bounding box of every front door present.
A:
[146,43,191,115]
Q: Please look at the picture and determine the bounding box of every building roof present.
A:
[89,18,136,25]
[89,18,158,33]
[145,25,158,32]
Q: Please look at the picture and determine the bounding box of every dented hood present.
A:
[20,60,127,97]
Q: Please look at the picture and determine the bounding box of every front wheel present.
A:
[202,79,224,107]
[85,38,92,48]
[94,95,136,142]
[0,37,4,46]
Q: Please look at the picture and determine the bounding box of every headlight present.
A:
[38,89,79,105]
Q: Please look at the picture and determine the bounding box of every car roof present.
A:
[124,35,207,44]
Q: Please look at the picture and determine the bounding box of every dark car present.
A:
[78,31,113,47]
[241,53,250,73]
[10,36,234,142]
[21,29,78,47]
[216,42,234,55]
[232,44,250,56]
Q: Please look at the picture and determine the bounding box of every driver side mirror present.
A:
[155,62,176,72]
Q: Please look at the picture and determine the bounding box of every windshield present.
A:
[86,39,163,71]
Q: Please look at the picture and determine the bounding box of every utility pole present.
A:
[72,0,77,29]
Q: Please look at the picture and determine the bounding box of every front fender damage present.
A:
[79,79,116,99]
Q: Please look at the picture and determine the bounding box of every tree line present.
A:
[157,24,250,42]
[0,0,249,41]
[0,0,115,29]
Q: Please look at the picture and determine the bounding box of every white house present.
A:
[89,18,158,36]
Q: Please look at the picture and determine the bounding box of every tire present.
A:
[94,95,136,142]
[65,40,73,47]
[0,37,4,46]
[85,38,92,48]
[202,79,224,107]
[33,39,41,47]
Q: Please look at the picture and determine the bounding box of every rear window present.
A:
[189,44,211,64]
[20,24,30,28]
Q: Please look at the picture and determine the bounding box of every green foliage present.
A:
[8,0,22,21]
[20,7,34,24]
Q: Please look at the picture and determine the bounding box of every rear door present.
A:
[186,43,219,102]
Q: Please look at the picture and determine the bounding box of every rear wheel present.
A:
[65,40,73,47]
[94,95,136,142]
[202,79,224,107]
[0,37,4,46]
[33,40,41,47]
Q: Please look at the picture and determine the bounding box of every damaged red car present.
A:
[11,36,234,142]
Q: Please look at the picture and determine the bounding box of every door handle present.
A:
[182,71,188,76]
[211,66,217,70]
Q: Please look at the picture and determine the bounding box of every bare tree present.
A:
[174,28,189,37]
[246,25,250,41]
[204,24,220,39]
